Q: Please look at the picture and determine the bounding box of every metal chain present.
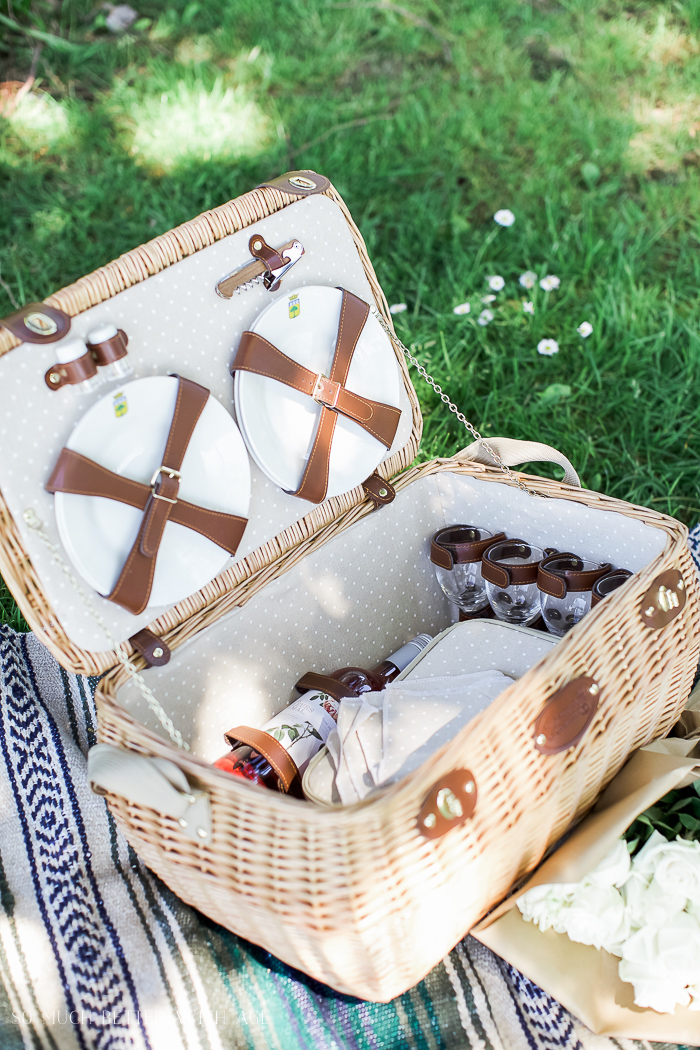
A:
[22,508,190,751]
[371,307,543,498]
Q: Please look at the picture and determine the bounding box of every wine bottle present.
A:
[214,634,432,795]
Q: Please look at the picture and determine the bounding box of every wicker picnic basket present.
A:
[0,171,698,1002]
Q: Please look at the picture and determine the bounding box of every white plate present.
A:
[54,376,251,609]
[234,286,402,500]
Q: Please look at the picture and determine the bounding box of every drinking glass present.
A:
[431,526,504,615]
[538,553,611,637]
[481,540,545,625]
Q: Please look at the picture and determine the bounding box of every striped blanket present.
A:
[0,620,697,1050]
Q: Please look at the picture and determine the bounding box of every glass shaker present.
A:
[537,553,612,636]
[430,525,505,615]
[481,539,545,625]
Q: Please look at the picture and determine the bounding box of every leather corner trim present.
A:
[2,302,71,344]
[129,628,171,667]
[257,171,330,196]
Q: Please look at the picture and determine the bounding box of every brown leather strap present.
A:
[223,725,301,795]
[294,671,359,702]
[87,329,128,365]
[45,352,98,391]
[46,377,248,615]
[591,568,632,606]
[129,628,171,667]
[231,290,401,503]
[46,449,247,554]
[537,554,612,599]
[248,234,287,273]
[362,472,396,507]
[481,540,543,587]
[431,527,506,569]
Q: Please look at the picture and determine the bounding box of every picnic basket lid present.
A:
[0,172,422,675]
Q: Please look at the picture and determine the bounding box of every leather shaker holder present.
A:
[537,553,612,600]
[45,352,99,391]
[480,540,542,588]
[223,725,302,797]
[430,526,506,570]
[591,568,633,607]
[87,328,128,365]
[533,676,600,755]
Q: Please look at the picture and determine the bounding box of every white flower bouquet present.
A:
[474,730,700,1043]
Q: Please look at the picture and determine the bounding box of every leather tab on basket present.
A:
[248,234,287,274]
[44,352,99,391]
[362,473,395,507]
[431,527,506,569]
[1,302,71,344]
[294,671,359,702]
[257,171,330,196]
[129,628,171,667]
[537,554,612,599]
[481,540,542,588]
[418,769,477,840]
[231,289,401,503]
[533,677,600,755]
[87,328,128,365]
[223,725,301,795]
[46,377,248,615]
[640,568,687,630]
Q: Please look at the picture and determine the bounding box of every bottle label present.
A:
[262,691,339,775]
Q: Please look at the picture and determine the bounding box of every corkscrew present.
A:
[216,236,304,299]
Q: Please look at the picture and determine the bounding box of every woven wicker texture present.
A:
[95,459,700,1001]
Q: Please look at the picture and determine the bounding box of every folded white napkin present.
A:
[328,669,513,804]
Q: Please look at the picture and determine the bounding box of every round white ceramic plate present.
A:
[234,286,402,500]
[54,376,251,609]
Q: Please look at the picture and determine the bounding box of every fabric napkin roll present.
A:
[326,669,513,804]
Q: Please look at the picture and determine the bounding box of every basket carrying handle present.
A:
[87,743,211,844]
[457,437,580,488]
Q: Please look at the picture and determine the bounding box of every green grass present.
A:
[2,0,700,629]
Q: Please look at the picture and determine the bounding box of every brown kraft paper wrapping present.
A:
[473,739,700,1043]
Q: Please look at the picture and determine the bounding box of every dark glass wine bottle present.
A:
[214,634,432,794]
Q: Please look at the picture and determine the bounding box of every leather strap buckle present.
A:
[150,465,181,504]
[312,373,341,409]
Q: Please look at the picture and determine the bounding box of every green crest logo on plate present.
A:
[289,294,300,319]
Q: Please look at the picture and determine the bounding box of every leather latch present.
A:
[362,473,396,507]
[640,568,687,630]
[533,676,600,755]
[312,374,341,409]
[418,769,477,839]
[129,628,171,667]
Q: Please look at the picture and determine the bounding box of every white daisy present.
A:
[478,309,494,326]
[537,338,559,356]
[453,302,471,315]
[389,303,408,314]
[523,301,534,314]
[494,209,515,227]
[487,275,505,291]
[539,275,560,292]
[481,294,496,303]
[519,271,537,289]
[577,321,593,338]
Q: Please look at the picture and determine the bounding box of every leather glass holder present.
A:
[46,375,248,615]
[480,540,543,588]
[591,568,633,607]
[537,553,612,600]
[230,289,402,504]
[430,526,506,570]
